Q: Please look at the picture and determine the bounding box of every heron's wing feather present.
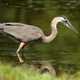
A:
[4,24,42,42]
[5,23,26,26]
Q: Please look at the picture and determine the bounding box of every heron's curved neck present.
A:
[42,19,59,43]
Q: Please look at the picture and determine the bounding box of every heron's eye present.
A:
[64,20,67,23]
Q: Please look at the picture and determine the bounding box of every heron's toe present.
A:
[19,59,24,63]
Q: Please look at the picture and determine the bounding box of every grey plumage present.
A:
[2,23,42,42]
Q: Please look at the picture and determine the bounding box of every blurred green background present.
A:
[0,0,80,68]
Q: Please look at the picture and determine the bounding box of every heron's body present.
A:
[0,16,77,63]
[3,23,42,42]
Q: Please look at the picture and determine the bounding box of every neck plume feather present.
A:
[41,18,58,43]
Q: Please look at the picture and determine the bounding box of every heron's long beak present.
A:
[65,20,78,34]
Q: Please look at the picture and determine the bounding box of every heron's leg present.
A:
[16,42,26,63]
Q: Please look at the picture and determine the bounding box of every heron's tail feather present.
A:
[0,23,4,31]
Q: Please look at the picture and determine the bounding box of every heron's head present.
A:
[58,16,78,34]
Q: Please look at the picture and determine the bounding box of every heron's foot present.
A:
[19,58,24,63]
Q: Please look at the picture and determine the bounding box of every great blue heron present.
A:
[0,16,78,63]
